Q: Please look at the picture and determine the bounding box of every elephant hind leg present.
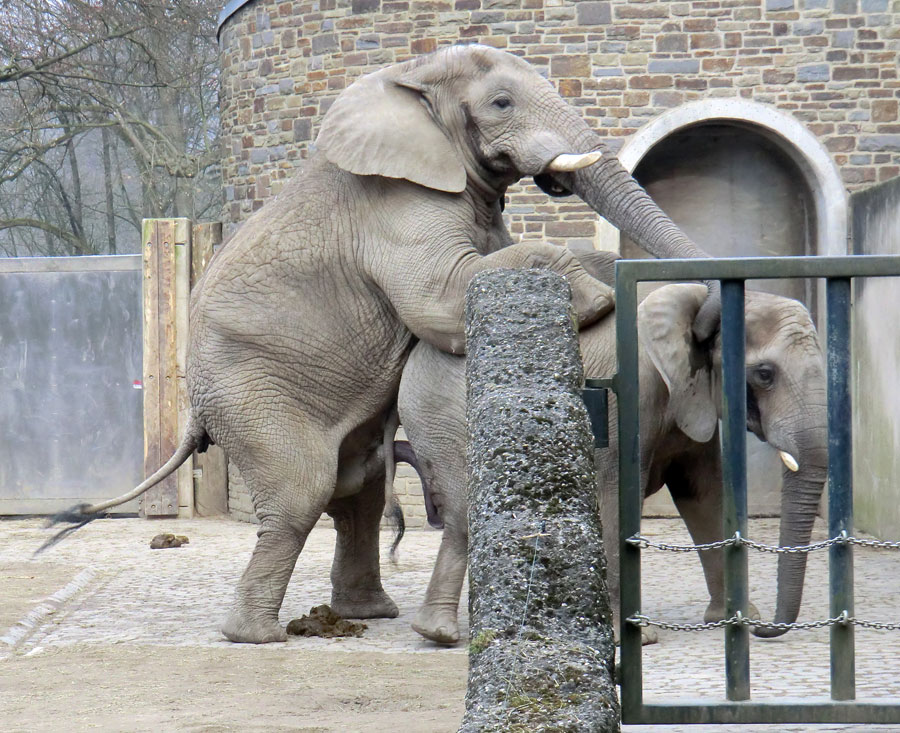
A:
[412,529,467,645]
[326,476,399,620]
[221,431,338,644]
[222,524,303,643]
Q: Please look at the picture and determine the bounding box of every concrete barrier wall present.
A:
[461,268,617,731]
[851,176,900,540]
[0,256,144,515]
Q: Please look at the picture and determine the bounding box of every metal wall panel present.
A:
[0,256,143,514]
[851,177,900,541]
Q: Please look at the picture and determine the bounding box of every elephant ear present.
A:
[315,60,467,193]
[638,284,718,443]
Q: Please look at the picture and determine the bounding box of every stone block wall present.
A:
[392,458,432,528]
[219,0,900,236]
[218,0,900,524]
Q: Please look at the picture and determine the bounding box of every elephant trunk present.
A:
[752,444,828,639]
[548,140,721,341]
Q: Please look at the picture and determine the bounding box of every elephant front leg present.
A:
[327,483,399,619]
[412,530,467,645]
[666,454,760,624]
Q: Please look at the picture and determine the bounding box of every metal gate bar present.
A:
[607,255,900,725]
[721,278,750,702]
[827,276,855,700]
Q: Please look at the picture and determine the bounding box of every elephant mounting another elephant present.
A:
[43,45,721,644]
[396,272,827,647]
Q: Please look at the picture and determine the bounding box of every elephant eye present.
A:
[751,363,776,388]
[492,96,512,110]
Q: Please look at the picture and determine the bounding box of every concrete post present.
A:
[460,269,619,733]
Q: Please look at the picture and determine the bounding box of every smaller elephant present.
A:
[396,279,827,646]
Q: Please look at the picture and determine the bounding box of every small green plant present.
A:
[501,683,586,733]
[469,628,498,655]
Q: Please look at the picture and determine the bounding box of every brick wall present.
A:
[220,0,900,227]
[218,0,900,524]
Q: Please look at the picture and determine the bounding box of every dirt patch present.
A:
[287,605,367,638]
[0,644,467,733]
[0,561,84,634]
[0,519,468,732]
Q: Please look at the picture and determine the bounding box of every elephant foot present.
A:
[411,605,460,645]
[704,600,760,624]
[221,609,288,644]
[330,590,399,619]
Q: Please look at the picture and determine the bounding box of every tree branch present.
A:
[0,218,90,253]
[0,26,143,84]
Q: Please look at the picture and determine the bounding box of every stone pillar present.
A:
[460,269,619,733]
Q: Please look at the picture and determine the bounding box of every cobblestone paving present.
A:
[0,517,464,656]
[2,514,900,732]
[625,516,900,733]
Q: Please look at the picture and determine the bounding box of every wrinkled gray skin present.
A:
[52,45,719,645]
[397,276,827,646]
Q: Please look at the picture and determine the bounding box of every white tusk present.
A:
[779,450,799,472]
[545,150,602,172]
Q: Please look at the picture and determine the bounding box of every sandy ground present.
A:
[0,518,467,733]
[0,645,466,732]
[3,515,900,732]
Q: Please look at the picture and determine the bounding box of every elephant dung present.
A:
[149,533,190,549]
[286,605,367,638]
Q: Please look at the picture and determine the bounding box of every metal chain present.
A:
[627,611,900,633]
[626,535,735,553]
[628,530,900,555]
[624,532,900,634]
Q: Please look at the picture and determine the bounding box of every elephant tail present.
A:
[36,418,208,555]
[386,492,405,565]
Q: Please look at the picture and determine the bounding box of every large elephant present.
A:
[398,279,827,645]
[47,45,718,644]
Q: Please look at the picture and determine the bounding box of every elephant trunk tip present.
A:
[751,623,791,639]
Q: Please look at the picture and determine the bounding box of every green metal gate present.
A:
[588,255,900,725]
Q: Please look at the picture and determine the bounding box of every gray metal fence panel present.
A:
[0,255,143,514]
[608,255,900,725]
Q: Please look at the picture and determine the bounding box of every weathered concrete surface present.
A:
[460,269,619,733]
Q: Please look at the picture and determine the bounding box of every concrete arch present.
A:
[600,99,848,257]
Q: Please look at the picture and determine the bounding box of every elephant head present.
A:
[640,284,828,637]
[317,44,720,339]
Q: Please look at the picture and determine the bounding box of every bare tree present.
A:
[0,0,222,256]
